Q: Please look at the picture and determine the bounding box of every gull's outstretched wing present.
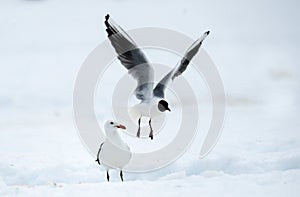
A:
[105,14,154,101]
[153,31,210,98]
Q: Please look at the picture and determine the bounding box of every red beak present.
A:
[116,124,126,129]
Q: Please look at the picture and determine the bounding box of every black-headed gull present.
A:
[95,121,131,182]
[104,14,209,140]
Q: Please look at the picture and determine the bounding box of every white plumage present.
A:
[96,121,131,182]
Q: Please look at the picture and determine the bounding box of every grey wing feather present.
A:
[104,14,154,101]
[153,31,210,98]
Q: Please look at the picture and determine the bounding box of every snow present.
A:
[0,0,300,196]
[1,171,299,197]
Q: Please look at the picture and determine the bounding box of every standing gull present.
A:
[95,121,131,182]
[104,14,209,140]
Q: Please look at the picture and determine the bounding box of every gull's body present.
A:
[96,121,131,182]
[104,14,209,139]
[129,97,163,119]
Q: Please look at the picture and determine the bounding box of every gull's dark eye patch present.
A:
[110,122,113,125]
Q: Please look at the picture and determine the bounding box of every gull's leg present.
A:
[136,117,141,138]
[106,170,110,182]
[149,118,153,140]
[120,170,124,182]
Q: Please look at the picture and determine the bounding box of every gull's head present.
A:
[104,121,126,132]
[158,100,171,112]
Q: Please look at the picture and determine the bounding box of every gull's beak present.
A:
[167,107,171,112]
[116,124,126,129]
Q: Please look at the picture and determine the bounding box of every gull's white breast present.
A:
[100,140,131,170]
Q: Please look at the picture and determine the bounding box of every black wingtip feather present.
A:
[104,14,113,37]
[105,14,110,21]
[104,20,109,27]
[95,159,101,165]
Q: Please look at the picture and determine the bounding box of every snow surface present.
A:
[0,0,300,196]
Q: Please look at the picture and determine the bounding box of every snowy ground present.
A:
[0,0,300,196]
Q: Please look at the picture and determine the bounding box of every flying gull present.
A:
[104,14,209,140]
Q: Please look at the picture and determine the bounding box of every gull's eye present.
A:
[110,122,114,125]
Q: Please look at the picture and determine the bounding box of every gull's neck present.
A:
[106,129,126,147]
